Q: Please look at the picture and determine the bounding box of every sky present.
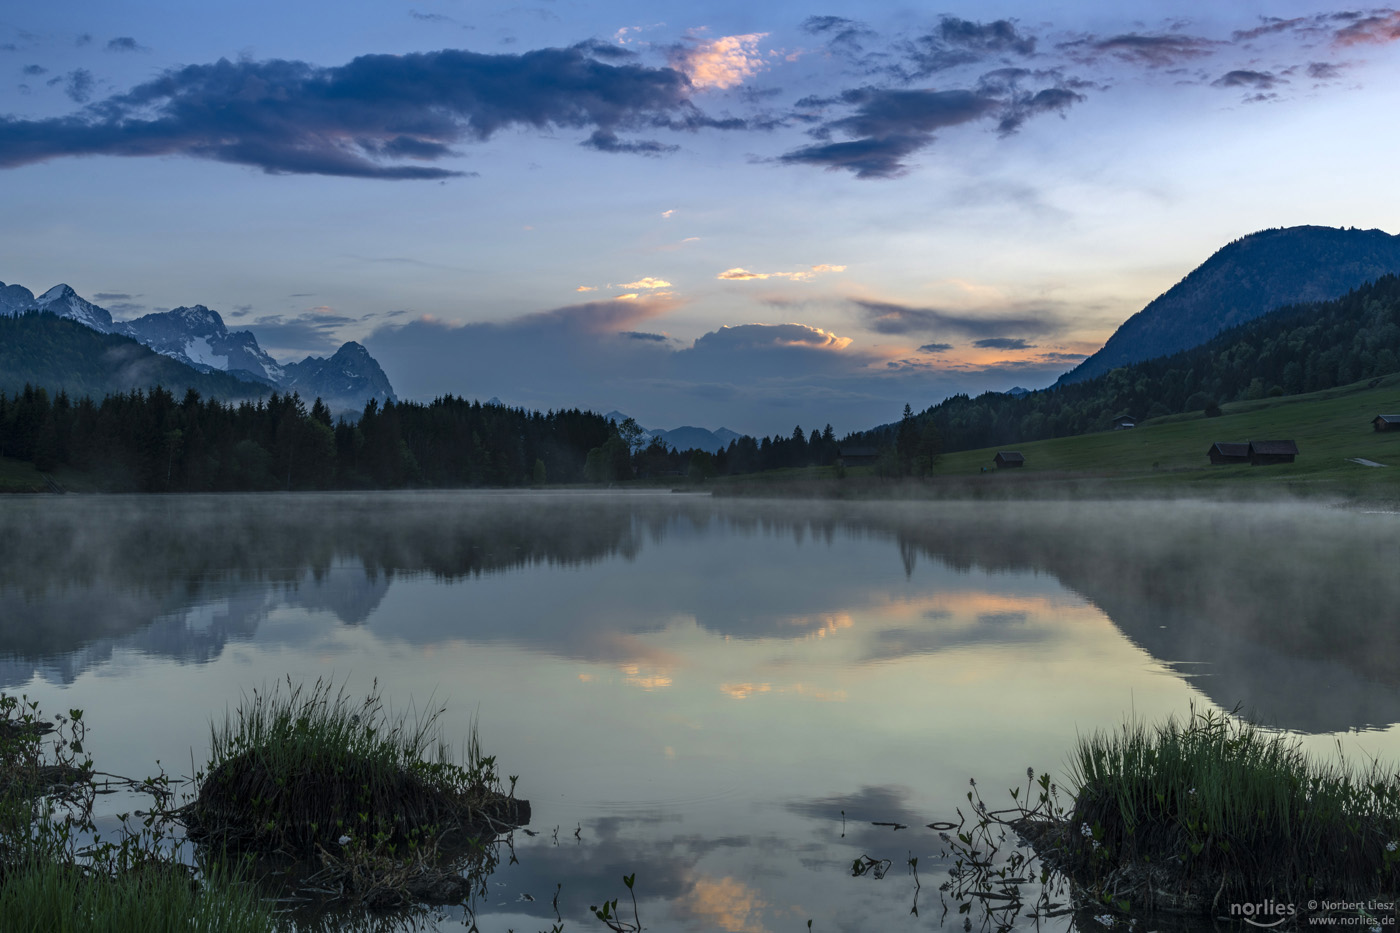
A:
[2,2,1400,436]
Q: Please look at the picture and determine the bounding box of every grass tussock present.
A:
[0,849,277,933]
[1062,707,1400,911]
[182,678,527,880]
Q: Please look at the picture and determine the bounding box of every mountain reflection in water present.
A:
[4,493,1397,734]
[6,491,1400,932]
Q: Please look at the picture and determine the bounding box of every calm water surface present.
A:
[4,491,1400,932]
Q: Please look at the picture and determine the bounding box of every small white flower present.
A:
[1387,841,1397,853]
[337,834,352,845]
[1188,788,1197,796]
[1094,913,1115,927]
[1081,823,1094,838]
[1092,840,1102,851]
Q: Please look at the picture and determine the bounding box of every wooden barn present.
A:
[1373,414,1400,432]
[993,451,1025,469]
[1208,442,1250,465]
[1112,415,1137,430]
[1248,440,1299,465]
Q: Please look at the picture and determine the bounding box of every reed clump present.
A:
[1052,707,1400,912]
[181,677,528,905]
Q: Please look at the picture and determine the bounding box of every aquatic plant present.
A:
[1065,706,1400,911]
[183,676,525,855]
[0,693,278,933]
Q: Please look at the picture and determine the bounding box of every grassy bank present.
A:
[715,371,1400,503]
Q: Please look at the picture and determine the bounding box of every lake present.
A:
[4,491,1399,932]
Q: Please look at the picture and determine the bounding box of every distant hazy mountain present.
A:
[602,410,742,453]
[282,342,395,411]
[1057,225,1400,385]
[0,279,395,411]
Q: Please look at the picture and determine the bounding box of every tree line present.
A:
[0,384,864,490]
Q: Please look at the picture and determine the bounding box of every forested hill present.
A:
[1058,225,1400,385]
[855,273,1400,454]
[0,311,271,401]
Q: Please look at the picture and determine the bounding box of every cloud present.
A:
[972,337,1035,350]
[105,37,145,53]
[250,308,359,356]
[92,292,132,301]
[902,16,1037,76]
[0,46,711,178]
[62,68,94,103]
[1063,32,1218,68]
[1333,11,1400,46]
[575,285,597,292]
[621,330,668,342]
[669,33,769,90]
[853,298,1060,340]
[1307,61,1344,79]
[1212,69,1280,89]
[582,130,677,155]
[780,82,1081,177]
[21,65,46,76]
[717,264,844,281]
[918,342,954,353]
[616,276,672,289]
[689,322,851,351]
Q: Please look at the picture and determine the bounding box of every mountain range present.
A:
[602,411,743,453]
[0,281,394,412]
[1057,225,1400,386]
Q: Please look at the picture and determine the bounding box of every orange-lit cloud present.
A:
[678,876,768,933]
[672,34,770,90]
[720,682,846,701]
[575,285,597,292]
[717,264,845,281]
[691,322,852,351]
[617,276,673,289]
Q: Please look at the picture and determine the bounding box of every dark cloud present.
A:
[1063,33,1218,67]
[0,46,706,178]
[92,292,132,301]
[582,130,677,154]
[63,68,94,103]
[918,343,953,353]
[901,16,1037,78]
[801,15,876,54]
[408,10,453,23]
[996,86,1085,135]
[854,298,1060,340]
[781,87,997,178]
[251,311,358,355]
[1036,351,1088,363]
[1307,61,1344,79]
[105,37,144,53]
[620,330,668,342]
[22,64,46,76]
[1212,69,1280,89]
[973,337,1035,350]
[75,34,93,47]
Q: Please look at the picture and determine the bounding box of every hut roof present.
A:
[1249,440,1299,456]
[1209,442,1250,457]
[994,451,1025,463]
[1376,414,1400,425]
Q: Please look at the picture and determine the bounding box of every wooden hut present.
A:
[993,451,1025,469]
[1248,440,1299,465]
[1207,442,1250,465]
[1373,414,1400,432]
[837,446,879,466]
[1112,415,1137,430]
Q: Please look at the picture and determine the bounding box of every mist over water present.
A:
[4,491,1398,930]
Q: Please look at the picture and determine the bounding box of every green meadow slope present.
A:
[928,371,1400,499]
